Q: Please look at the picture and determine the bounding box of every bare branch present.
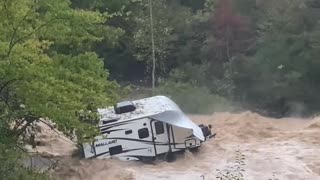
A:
[16,144,30,153]
[14,114,40,137]
[12,119,25,133]
[38,119,54,130]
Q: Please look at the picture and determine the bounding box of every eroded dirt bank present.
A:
[46,111,320,180]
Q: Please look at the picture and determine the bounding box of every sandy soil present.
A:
[44,111,320,180]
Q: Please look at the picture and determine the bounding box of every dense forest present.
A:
[1,0,320,179]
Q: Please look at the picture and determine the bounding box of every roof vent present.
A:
[114,101,136,114]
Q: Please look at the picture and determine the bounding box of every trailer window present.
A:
[125,130,132,135]
[109,145,123,155]
[138,128,149,139]
[155,122,165,134]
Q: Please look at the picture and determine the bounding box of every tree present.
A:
[0,0,123,150]
[0,0,123,178]
[132,0,195,83]
[227,0,320,116]
[132,0,172,79]
[148,0,156,92]
[70,0,148,82]
[208,0,253,64]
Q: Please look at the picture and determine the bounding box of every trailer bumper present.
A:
[198,124,215,142]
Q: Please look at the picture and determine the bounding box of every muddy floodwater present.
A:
[36,111,320,180]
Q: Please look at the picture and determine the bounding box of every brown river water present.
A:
[31,111,320,180]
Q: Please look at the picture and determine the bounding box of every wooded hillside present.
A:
[1,0,319,179]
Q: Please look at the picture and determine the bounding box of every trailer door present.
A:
[151,120,170,155]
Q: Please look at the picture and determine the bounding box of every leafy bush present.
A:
[0,135,48,180]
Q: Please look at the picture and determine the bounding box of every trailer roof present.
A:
[98,96,205,141]
[98,96,179,121]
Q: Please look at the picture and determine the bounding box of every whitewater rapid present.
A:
[40,111,320,180]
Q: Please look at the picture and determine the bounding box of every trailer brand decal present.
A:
[95,140,117,147]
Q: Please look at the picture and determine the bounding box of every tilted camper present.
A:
[82,96,214,161]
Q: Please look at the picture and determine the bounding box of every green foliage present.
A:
[0,131,48,180]
[151,0,320,116]
[132,0,199,77]
[1,0,320,178]
[0,0,124,178]
[226,0,320,115]
[70,0,143,81]
[157,81,236,114]
[0,0,121,139]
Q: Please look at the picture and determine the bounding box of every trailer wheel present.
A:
[189,147,199,153]
[139,156,155,163]
[165,151,176,162]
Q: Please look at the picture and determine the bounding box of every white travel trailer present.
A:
[82,96,214,161]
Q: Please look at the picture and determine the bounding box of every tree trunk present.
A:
[149,0,156,94]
